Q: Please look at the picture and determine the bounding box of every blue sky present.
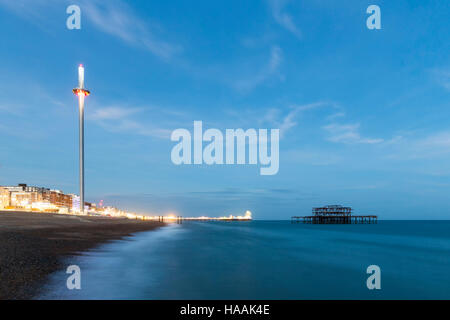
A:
[0,0,449,219]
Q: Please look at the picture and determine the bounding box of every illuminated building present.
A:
[0,183,253,223]
[10,191,42,209]
[42,189,72,209]
[70,194,80,212]
[0,187,10,209]
[1,184,72,212]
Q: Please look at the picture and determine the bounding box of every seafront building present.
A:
[0,184,94,213]
[0,183,166,220]
[0,183,149,219]
[0,187,10,210]
[0,183,253,222]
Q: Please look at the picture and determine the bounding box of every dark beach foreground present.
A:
[0,211,164,300]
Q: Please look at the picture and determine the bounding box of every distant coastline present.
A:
[0,211,164,299]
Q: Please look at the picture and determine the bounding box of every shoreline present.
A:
[0,211,165,300]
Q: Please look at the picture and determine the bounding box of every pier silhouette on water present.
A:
[292,205,377,224]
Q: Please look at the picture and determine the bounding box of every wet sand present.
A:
[0,211,164,299]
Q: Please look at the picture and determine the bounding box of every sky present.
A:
[0,0,449,219]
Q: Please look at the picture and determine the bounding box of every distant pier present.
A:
[157,216,183,224]
[292,205,377,224]
[156,214,252,224]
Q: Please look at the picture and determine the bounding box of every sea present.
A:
[39,220,450,299]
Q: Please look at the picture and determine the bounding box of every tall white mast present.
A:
[73,65,90,214]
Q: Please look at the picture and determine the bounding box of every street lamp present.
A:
[72,64,90,214]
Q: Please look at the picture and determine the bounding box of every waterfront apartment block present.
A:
[0,184,150,221]
[0,184,74,213]
[0,187,10,210]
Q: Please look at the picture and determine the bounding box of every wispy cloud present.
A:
[234,46,283,92]
[277,102,326,136]
[255,102,384,145]
[259,102,328,137]
[268,0,301,39]
[0,0,181,61]
[419,131,450,148]
[0,77,67,116]
[0,0,55,21]
[187,188,291,197]
[284,149,342,166]
[241,33,276,48]
[89,106,142,121]
[185,187,314,201]
[87,105,172,139]
[383,130,450,161]
[326,112,345,121]
[431,68,450,91]
[323,123,384,144]
[80,0,182,60]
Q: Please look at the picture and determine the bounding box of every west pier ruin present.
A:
[291,205,377,224]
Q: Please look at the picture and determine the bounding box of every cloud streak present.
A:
[432,68,450,91]
[382,130,450,162]
[89,106,142,121]
[80,0,182,60]
[278,103,325,135]
[234,46,283,92]
[259,102,328,138]
[323,123,384,144]
[268,0,301,38]
[0,0,181,61]
[88,105,172,139]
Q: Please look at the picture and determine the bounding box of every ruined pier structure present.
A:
[292,205,377,224]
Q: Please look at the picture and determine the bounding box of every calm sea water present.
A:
[39,221,450,299]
